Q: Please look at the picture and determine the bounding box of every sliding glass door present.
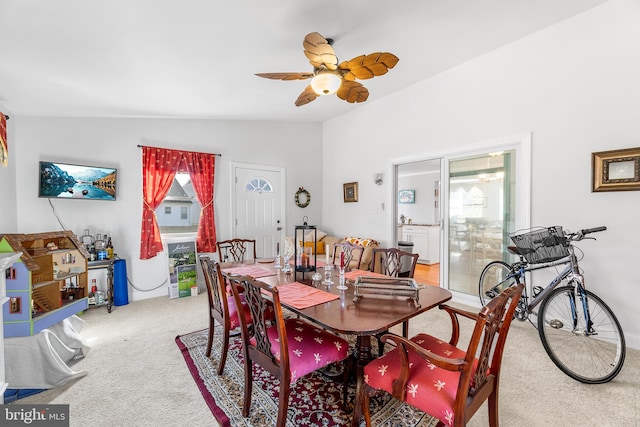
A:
[447,150,517,296]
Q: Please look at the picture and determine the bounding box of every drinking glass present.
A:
[281,254,292,273]
[323,264,333,285]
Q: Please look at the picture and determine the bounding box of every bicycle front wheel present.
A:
[478,261,519,306]
[538,285,625,384]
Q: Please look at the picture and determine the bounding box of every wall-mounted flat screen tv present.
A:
[39,161,117,201]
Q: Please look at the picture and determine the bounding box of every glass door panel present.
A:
[447,151,516,295]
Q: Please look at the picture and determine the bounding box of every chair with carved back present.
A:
[332,241,364,270]
[357,283,524,427]
[198,255,252,375]
[216,238,257,262]
[229,275,351,427]
[371,247,419,278]
[370,247,420,354]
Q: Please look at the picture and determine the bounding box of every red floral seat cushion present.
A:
[226,294,252,330]
[255,319,350,382]
[364,333,477,426]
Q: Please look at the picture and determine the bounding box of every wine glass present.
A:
[281,239,294,273]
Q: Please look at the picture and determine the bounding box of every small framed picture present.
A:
[343,182,358,203]
[398,189,415,204]
[592,147,640,192]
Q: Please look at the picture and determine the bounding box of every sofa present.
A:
[287,231,380,271]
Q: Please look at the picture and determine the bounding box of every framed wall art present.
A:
[592,147,640,192]
[398,189,415,204]
[343,182,358,203]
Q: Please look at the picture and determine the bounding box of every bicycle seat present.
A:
[507,245,534,256]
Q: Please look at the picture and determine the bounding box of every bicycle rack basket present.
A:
[510,226,570,264]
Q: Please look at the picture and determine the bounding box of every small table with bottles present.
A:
[87,258,115,313]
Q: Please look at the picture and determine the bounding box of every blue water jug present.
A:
[113,259,129,306]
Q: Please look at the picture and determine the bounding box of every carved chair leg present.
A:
[217,322,230,375]
[341,356,354,406]
[488,389,499,427]
[205,318,214,357]
[360,383,377,427]
[242,361,253,418]
[276,381,291,427]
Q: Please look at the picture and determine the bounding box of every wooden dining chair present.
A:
[332,241,364,270]
[371,247,419,278]
[357,283,524,427]
[198,255,252,375]
[228,275,351,427]
[370,247,420,354]
[216,238,257,262]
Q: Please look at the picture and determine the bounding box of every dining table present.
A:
[219,258,452,427]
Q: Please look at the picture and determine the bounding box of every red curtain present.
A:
[0,113,7,167]
[140,147,181,259]
[140,146,218,260]
[184,151,217,253]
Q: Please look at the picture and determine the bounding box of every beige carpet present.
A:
[13,292,640,426]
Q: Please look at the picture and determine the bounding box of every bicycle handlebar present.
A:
[569,226,607,241]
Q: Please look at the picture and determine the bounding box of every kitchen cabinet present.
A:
[402,225,440,265]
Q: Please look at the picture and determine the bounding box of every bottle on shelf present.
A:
[89,279,97,305]
[81,228,93,250]
[106,237,114,259]
[89,243,97,261]
[94,234,106,260]
[94,288,105,305]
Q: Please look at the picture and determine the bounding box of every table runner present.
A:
[221,265,275,278]
[276,282,339,309]
[344,269,387,280]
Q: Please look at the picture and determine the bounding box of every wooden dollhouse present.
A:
[0,231,90,338]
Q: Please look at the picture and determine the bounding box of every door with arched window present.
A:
[232,163,285,258]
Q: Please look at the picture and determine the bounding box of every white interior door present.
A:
[232,163,285,258]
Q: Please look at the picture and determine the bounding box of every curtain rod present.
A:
[136,144,221,157]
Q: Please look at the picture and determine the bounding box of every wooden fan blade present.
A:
[336,80,369,103]
[295,85,320,107]
[338,52,399,80]
[303,32,338,71]
[255,72,313,81]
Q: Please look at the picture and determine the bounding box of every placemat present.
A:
[276,282,339,309]
[221,265,275,278]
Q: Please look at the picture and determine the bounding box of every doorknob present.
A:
[276,226,282,231]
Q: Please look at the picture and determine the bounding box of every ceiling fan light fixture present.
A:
[310,72,342,95]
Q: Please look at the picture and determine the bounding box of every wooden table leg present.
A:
[351,334,373,427]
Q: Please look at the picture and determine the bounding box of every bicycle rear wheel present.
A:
[478,261,517,307]
[538,285,625,384]
[478,261,519,306]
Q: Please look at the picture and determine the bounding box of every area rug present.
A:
[176,327,439,427]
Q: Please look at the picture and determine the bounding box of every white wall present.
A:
[322,0,640,348]
[10,117,323,301]
[398,173,439,225]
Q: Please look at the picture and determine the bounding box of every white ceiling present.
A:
[0,0,609,122]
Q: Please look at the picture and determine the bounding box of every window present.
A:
[245,177,273,192]
[140,146,217,260]
[155,172,198,234]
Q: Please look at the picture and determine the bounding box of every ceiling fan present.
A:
[255,32,399,107]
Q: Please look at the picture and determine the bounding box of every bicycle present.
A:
[478,225,625,384]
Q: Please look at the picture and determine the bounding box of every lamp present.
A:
[310,71,342,95]
[373,173,383,186]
